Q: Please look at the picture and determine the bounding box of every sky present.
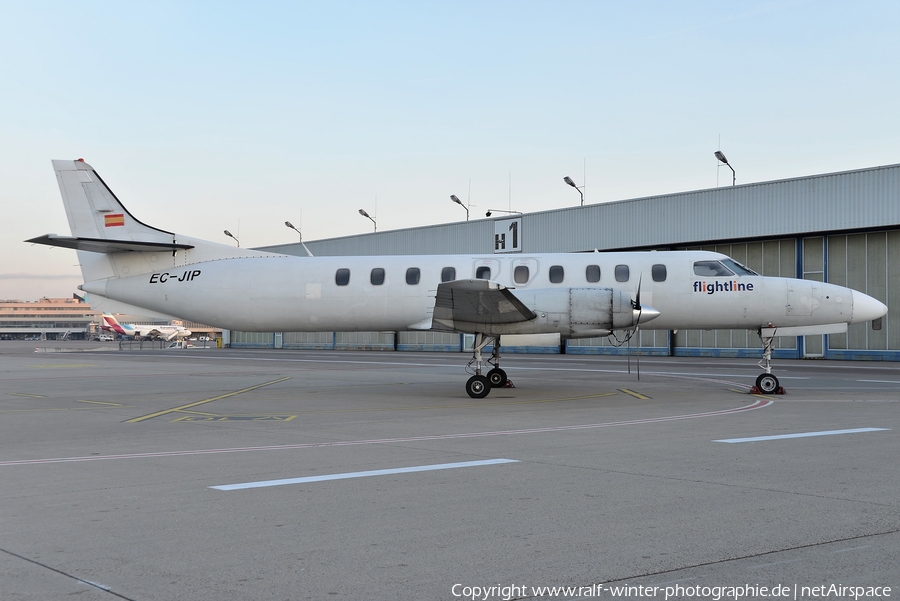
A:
[2,0,899,301]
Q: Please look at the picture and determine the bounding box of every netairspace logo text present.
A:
[451,582,892,601]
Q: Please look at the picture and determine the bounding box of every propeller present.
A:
[627,276,642,379]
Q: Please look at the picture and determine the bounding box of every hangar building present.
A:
[234,162,899,361]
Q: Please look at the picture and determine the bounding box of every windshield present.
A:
[693,261,734,277]
[721,258,759,276]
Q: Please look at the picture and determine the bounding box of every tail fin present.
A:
[101,313,130,336]
[55,159,178,243]
[27,159,281,316]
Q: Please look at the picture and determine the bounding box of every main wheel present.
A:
[755,373,780,394]
[486,367,508,388]
[465,375,491,399]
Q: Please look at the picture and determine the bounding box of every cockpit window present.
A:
[721,258,759,276]
[693,261,734,277]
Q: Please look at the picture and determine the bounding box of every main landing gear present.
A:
[464,333,510,398]
[753,330,785,395]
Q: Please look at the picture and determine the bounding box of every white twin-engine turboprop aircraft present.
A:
[28,159,887,398]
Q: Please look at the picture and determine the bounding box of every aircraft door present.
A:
[786,281,813,316]
[787,281,823,357]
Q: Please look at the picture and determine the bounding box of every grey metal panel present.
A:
[257,163,900,257]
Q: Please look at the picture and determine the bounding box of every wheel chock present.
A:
[749,386,785,395]
[503,380,516,388]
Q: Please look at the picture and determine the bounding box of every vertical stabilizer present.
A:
[39,159,281,289]
[53,159,177,244]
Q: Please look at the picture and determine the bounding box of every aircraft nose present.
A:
[850,290,887,324]
[636,305,661,325]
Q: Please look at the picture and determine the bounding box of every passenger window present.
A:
[406,267,421,285]
[693,261,734,277]
[476,266,491,280]
[441,267,456,282]
[549,265,564,283]
[370,268,385,286]
[514,265,529,284]
[586,264,601,283]
[335,268,350,286]
[615,264,630,282]
[651,264,667,282]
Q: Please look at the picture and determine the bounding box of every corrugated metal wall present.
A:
[260,163,900,257]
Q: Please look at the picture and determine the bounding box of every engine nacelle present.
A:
[443,286,648,338]
[565,287,637,337]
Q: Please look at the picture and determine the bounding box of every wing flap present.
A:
[433,279,536,330]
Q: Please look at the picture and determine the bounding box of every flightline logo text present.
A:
[694,280,755,295]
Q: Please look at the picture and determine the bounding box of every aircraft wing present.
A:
[432,279,536,330]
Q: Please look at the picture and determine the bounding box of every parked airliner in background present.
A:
[100,313,192,341]
[28,159,887,397]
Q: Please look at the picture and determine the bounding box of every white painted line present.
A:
[210,458,519,491]
[0,400,773,466]
[715,427,889,443]
[831,545,872,554]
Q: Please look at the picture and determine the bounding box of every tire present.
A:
[755,373,779,394]
[465,375,491,399]
[486,368,508,388]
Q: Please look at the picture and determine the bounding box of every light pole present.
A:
[450,194,469,221]
[285,221,302,241]
[359,209,376,232]
[485,209,522,217]
[563,176,585,206]
[715,150,735,186]
[223,229,240,247]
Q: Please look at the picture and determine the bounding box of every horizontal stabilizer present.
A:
[433,279,536,330]
[26,234,194,254]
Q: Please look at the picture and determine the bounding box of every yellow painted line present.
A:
[172,415,298,422]
[619,389,651,400]
[125,377,292,423]
[76,400,125,406]
[260,391,619,415]
[31,364,97,369]
[8,393,47,398]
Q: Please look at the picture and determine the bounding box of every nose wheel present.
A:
[755,373,780,394]
[753,329,785,394]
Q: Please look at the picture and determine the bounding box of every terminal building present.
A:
[0,296,221,342]
[225,162,900,362]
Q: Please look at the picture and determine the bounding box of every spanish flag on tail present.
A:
[104,213,125,227]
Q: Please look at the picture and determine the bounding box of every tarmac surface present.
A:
[1,340,898,600]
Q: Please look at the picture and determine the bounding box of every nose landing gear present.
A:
[753,330,785,394]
